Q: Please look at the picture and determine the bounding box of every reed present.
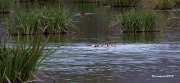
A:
[7,10,39,35]
[115,10,162,32]
[152,0,175,10]
[38,6,74,34]
[0,0,13,13]
[6,6,74,35]
[0,35,56,83]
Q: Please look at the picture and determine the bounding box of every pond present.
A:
[1,1,180,83]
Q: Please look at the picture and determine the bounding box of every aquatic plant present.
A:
[38,6,74,34]
[0,0,13,13]
[152,0,174,10]
[0,35,56,83]
[100,0,140,7]
[74,0,98,3]
[6,6,74,35]
[115,10,162,32]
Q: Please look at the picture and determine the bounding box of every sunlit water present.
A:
[41,42,180,83]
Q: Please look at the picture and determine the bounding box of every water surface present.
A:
[1,2,180,83]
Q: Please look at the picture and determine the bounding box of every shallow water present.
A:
[1,1,180,83]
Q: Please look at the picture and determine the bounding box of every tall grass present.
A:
[100,0,140,7]
[38,6,74,34]
[0,0,13,13]
[0,35,56,83]
[115,10,162,32]
[152,0,174,10]
[6,6,74,35]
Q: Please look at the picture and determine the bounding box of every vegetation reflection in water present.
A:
[100,0,141,7]
[122,33,159,43]
[14,0,56,2]
[74,0,98,3]
[0,35,58,83]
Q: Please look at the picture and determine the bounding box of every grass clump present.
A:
[152,0,175,10]
[0,0,13,13]
[0,35,56,83]
[6,6,74,35]
[114,10,162,32]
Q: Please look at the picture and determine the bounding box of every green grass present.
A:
[0,35,57,83]
[0,0,13,13]
[38,6,74,34]
[6,6,74,35]
[115,10,162,32]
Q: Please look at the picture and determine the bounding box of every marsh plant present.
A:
[6,6,74,35]
[0,35,56,83]
[152,0,175,10]
[74,0,98,3]
[114,10,162,32]
[100,0,140,7]
[0,0,13,13]
[38,6,74,34]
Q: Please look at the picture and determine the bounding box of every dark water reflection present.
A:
[1,2,180,83]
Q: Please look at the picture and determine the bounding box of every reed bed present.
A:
[0,35,56,83]
[100,0,140,7]
[6,6,74,35]
[0,0,13,13]
[152,0,175,10]
[115,10,162,33]
[74,0,98,3]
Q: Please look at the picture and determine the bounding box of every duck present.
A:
[80,12,86,15]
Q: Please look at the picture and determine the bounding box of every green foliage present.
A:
[0,35,55,83]
[115,10,162,32]
[6,6,74,35]
[0,0,13,13]
[38,6,73,34]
